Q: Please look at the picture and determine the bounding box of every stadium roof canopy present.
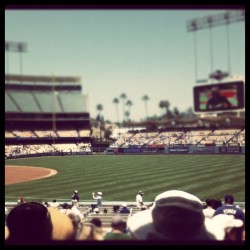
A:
[5,74,81,84]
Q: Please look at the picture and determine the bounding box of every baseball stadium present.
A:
[5,71,245,243]
[5,9,245,245]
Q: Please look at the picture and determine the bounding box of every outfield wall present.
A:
[118,146,245,155]
[5,146,245,159]
[165,145,245,154]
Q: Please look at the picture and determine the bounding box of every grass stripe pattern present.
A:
[5,155,245,202]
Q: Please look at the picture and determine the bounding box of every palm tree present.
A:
[159,100,170,120]
[96,104,103,141]
[142,95,149,121]
[112,98,120,127]
[96,104,103,121]
[173,107,180,119]
[125,111,130,124]
[120,93,127,125]
[126,99,133,121]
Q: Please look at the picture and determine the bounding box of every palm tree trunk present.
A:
[145,102,148,120]
[116,104,120,128]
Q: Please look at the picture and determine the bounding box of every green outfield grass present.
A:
[5,154,245,202]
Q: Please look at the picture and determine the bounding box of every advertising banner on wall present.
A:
[194,147,214,154]
[119,148,143,153]
[219,147,240,153]
[168,147,189,153]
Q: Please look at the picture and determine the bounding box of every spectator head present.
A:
[103,208,108,214]
[205,198,214,207]
[6,202,74,244]
[224,194,234,204]
[122,203,127,208]
[127,190,225,241]
[111,214,127,232]
[91,218,102,228]
[212,198,223,210]
[74,190,78,193]
[113,205,120,213]
[94,207,99,214]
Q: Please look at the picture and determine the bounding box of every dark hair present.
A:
[91,218,102,228]
[212,198,223,210]
[113,205,120,213]
[205,198,213,207]
[6,202,53,244]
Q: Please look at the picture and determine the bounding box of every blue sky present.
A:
[5,8,245,122]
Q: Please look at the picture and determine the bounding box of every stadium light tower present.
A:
[187,10,245,83]
[5,41,28,83]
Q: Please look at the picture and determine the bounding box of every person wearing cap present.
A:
[92,192,103,207]
[136,191,144,210]
[213,194,245,224]
[127,190,229,241]
[93,207,100,214]
[71,190,80,207]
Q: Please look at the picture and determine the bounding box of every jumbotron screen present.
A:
[193,81,244,113]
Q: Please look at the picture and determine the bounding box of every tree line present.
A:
[96,93,196,126]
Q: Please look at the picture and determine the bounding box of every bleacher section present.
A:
[5,129,91,139]
[7,90,41,112]
[34,130,58,138]
[83,207,141,230]
[5,131,16,138]
[110,129,244,148]
[5,91,19,112]
[5,143,92,157]
[5,128,245,158]
[12,130,37,138]
[5,76,91,159]
[5,75,89,114]
[34,91,62,113]
[58,92,89,113]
